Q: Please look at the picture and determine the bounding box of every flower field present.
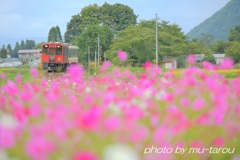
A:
[0,53,240,160]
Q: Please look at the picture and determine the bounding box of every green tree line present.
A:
[46,2,240,67]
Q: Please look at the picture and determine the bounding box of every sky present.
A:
[0,0,231,46]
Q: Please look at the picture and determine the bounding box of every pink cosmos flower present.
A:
[26,136,55,160]
[99,61,111,73]
[212,137,224,147]
[193,98,205,110]
[103,116,120,132]
[30,68,38,77]
[73,151,98,160]
[0,126,16,149]
[0,73,6,79]
[202,61,214,70]
[130,126,149,142]
[15,73,22,84]
[117,50,128,61]
[3,80,19,96]
[187,54,196,65]
[67,64,84,83]
[219,57,234,69]
[143,61,152,68]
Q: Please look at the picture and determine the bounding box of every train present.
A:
[41,42,79,71]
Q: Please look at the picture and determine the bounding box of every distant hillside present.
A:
[187,0,240,41]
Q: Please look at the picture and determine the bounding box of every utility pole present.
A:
[156,13,158,65]
[98,35,100,67]
[94,50,97,72]
[88,46,90,75]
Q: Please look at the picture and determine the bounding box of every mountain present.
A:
[187,0,240,41]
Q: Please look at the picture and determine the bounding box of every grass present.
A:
[0,66,239,86]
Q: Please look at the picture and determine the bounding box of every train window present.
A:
[43,45,49,54]
[56,45,62,55]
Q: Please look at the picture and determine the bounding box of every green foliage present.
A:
[48,26,63,42]
[202,49,216,64]
[0,45,7,59]
[187,0,240,41]
[106,20,187,66]
[225,41,240,63]
[34,42,44,49]
[73,25,114,66]
[64,14,82,43]
[64,3,137,43]
[25,40,36,49]
[211,40,229,53]
[20,40,25,49]
[228,26,240,41]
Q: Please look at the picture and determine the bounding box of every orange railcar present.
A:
[41,42,78,71]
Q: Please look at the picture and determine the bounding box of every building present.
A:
[194,53,225,64]
[213,53,225,64]
[195,54,204,62]
[161,58,177,69]
[18,49,41,63]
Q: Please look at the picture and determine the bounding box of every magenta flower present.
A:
[25,136,55,160]
[3,80,19,96]
[0,127,16,149]
[16,73,22,84]
[99,61,111,73]
[117,50,128,61]
[219,57,234,69]
[0,73,6,79]
[30,68,38,77]
[212,137,224,147]
[143,61,152,68]
[187,54,196,65]
[193,98,205,110]
[67,64,84,83]
[202,61,214,70]
[103,116,120,132]
[73,151,98,160]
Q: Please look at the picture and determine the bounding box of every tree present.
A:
[80,4,102,30]
[202,49,216,64]
[34,42,44,49]
[64,14,82,43]
[7,44,13,58]
[106,25,155,66]
[211,40,229,53]
[20,40,25,49]
[198,33,214,49]
[64,3,137,43]
[105,3,137,31]
[0,45,7,59]
[25,40,36,49]
[55,26,63,42]
[225,41,240,63]
[106,20,187,66]
[14,42,20,56]
[48,26,63,42]
[73,25,114,66]
[228,26,240,42]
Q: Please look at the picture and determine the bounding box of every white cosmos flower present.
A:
[85,86,92,93]
[103,144,140,160]
[0,150,9,160]
[0,112,17,129]
[108,103,122,115]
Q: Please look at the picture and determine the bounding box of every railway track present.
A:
[44,70,66,80]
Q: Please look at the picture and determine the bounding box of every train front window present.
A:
[56,45,62,55]
[43,45,49,54]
